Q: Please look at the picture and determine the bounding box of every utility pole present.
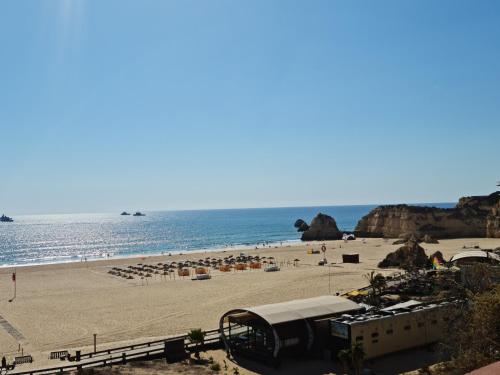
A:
[328,264,332,294]
[93,333,97,353]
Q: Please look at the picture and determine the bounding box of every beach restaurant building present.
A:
[219,296,363,364]
[329,300,457,359]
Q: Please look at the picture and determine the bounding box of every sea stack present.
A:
[299,213,342,241]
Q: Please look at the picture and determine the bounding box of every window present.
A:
[371,332,379,338]
[404,325,411,331]
[417,322,424,328]
[431,320,437,325]
[355,335,363,341]
[372,339,379,344]
[386,329,394,335]
[443,317,449,322]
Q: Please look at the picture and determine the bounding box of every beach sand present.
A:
[0,237,499,369]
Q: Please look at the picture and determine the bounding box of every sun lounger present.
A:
[14,355,33,365]
[264,265,280,272]
[191,273,211,280]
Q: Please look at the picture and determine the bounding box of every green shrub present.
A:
[210,362,221,372]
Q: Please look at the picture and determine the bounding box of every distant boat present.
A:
[133,212,146,216]
[0,214,14,222]
[121,211,131,216]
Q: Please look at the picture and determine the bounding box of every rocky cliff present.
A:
[487,199,500,238]
[355,191,500,239]
[299,213,343,241]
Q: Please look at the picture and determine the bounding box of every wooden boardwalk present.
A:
[9,329,222,375]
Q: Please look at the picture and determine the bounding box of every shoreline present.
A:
[1,203,457,269]
[0,238,303,270]
[0,238,304,271]
[1,235,497,271]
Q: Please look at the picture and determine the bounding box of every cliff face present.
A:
[355,192,500,239]
[487,200,500,238]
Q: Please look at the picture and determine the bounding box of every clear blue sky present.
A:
[1,0,499,214]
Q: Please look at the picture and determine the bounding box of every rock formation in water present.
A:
[294,219,310,232]
[298,213,342,241]
[355,191,500,239]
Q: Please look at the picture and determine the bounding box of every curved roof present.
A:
[450,250,500,263]
[242,295,361,325]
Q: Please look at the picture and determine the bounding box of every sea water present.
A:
[0,204,453,267]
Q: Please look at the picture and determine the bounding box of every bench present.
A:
[49,350,69,360]
[14,355,33,365]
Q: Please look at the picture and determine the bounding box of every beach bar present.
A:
[329,300,458,359]
[219,296,363,365]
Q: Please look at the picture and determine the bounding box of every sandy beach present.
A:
[1,237,499,369]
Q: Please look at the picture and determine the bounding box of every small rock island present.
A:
[0,214,14,222]
[294,213,342,241]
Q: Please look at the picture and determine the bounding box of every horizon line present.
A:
[5,200,456,217]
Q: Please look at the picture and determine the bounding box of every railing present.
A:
[12,347,166,375]
[77,328,220,360]
[10,328,222,375]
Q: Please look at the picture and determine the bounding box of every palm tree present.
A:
[351,342,365,375]
[187,328,205,359]
[364,271,386,305]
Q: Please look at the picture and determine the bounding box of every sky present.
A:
[1,0,499,215]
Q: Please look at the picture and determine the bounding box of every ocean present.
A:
[0,204,454,267]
